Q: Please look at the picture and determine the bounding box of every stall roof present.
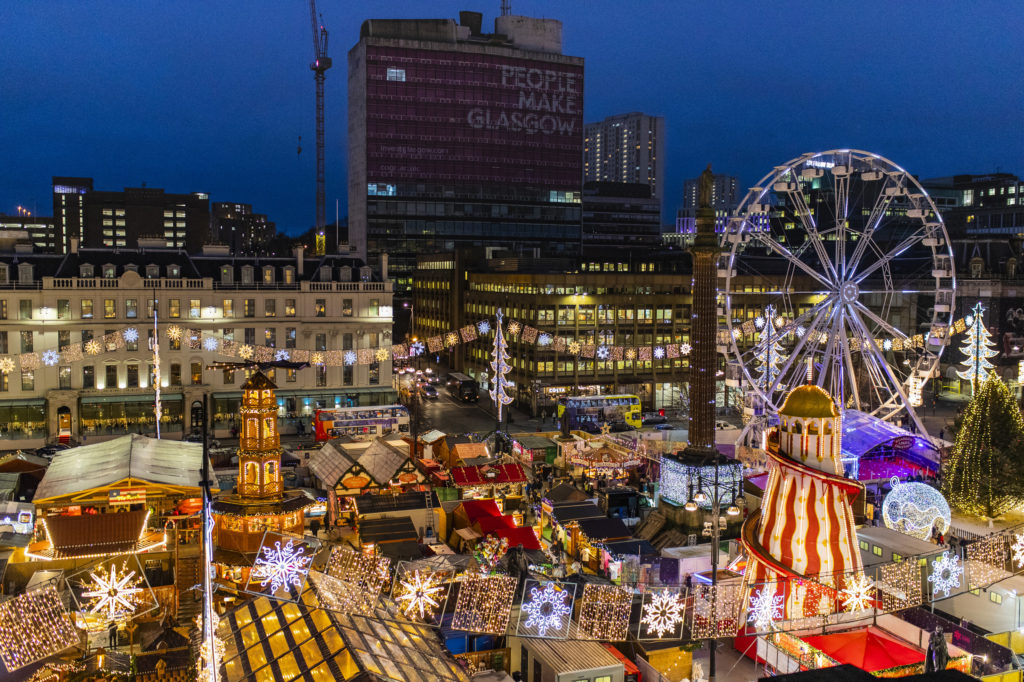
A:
[548,501,605,523]
[308,437,415,488]
[451,463,528,487]
[525,638,622,675]
[491,526,542,551]
[577,517,631,542]
[359,516,418,544]
[601,539,658,558]
[420,429,447,444]
[33,434,210,503]
[0,473,19,501]
[458,499,503,523]
[513,435,557,450]
[842,410,939,464]
[476,515,517,534]
[544,483,589,503]
[353,491,438,515]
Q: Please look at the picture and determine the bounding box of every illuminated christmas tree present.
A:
[753,304,786,393]
[956,301,999,393]
[489,308,514,425]
[943,376,1024,517]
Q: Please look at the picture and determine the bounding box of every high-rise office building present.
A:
[348,11,585,295]
[0,214,57,252]
[581,181,661,252]
[922,173,1023,237]
[51,177,211,252]
[212,202,276,255]
[680,172,737,217]
[583,112,665,212]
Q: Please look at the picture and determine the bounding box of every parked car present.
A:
[609,421,635,433]
[654,423,675,431]
[421,385,438,400]
[642,414,668,425]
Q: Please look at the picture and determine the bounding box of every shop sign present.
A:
[109,488,147,506]
[892,435,915,451]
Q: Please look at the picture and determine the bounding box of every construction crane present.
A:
[309,0,331,255]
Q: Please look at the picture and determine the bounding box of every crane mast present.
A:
[309,0,331,255]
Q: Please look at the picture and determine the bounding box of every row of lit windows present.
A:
[0,297,382,320]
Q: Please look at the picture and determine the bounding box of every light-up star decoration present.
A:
[344,351,357,366]
[840,574,874,612]
[274,349,290,362]
[641,589,684,638]
[476,319,491,335]
[680,342,692,355]
[123,327,139,344]
[882,477,951,542]
[42,350,60,366]
[396,570,444,620]
[82,563,144,622]
[929,551,962,598]
[408,341,425,357]
[748,586,784,631]
[654,346,665,359]
[521,583,572,637]
[203,337,219,352]
[596,345,610,360]
[1012,533,1024,569]
[252,539,312,595]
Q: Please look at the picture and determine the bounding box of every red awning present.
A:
[490,526,542,551]
[801,628,923,672]
[451,463,528,487]
[476,515,517,534]
[459,499,503,524]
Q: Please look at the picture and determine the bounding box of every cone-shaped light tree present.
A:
[489,308,514,427]
[956,301,999,393]
[754,304,786,393]
[943,375,1024,518]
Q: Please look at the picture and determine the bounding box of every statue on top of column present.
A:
[699,163,714,209]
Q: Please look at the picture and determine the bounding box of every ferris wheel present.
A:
[720,149,956,433]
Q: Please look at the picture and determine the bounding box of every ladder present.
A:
[424,490,437,542]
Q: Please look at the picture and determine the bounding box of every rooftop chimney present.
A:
[70,237,79,254]
[294,246,304,277]
[381,253,389,281]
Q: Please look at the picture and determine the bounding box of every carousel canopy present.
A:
[33,434,211,504]
[801,628,922,673]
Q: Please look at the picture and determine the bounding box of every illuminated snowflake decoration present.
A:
[653,346,665,359]
[965,314,974,327]
[754,316,765,330]
[1012,533,1024,569]
[522,583,572,637]
[537,333,552,346]
[476,320,491,335]
[123,327,139,343]
[237,344,253,359]
[883,338,893,351]
[85,340,102,355]
[928,551,962,598]
[344,351,358,366]
[680,343,692,355]
[203,337,219,352]
[795,326,806,338]
[42,350,60,367]
[274,349,290,362]
[375,348,390,362]
[641,589,684,638]
[166,325,183,340]
[748,586,784,631]
[408,341,425,357]
[396,570,445,620]
[0,357,14,374]
[252,539,312,595]
[596,345,610,360]
[840,574,874,612]
[506,320,521,336]
[82,563,144,622]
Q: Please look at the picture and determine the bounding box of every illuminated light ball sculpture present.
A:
[882,476,951,541]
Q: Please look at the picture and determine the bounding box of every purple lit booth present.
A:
[839,410,940,482]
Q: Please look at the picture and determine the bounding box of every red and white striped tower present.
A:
[740,384,863,622]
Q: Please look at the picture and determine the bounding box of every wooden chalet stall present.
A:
[450,463,528,506]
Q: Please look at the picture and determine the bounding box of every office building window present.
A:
[0,371,7,392]
[315,333,326,351]
[0,331,6,354]
[81,299,94,319]
[264,299,276,317]
[286,328,296,349]
[57,299,71,320]
[105,364,118,389]
[126,299,138,318]
[83,365,95,389]
[191,362,202,385]
[244,299,255,317]
[21,331,33,353]
[244,328,255,345]
[223,299,234,317]
[126,332,138,352]
[82,329,93,345]
[169,299,180,318]
[21,370,34,391]
[170,363,181,386]
[386,67,406,82]
[342,333,353,350]
[103,299,115,318]
[369,299,379,316]
[264,328,276,347]
[147,298,156,318]
[222,328,234,342]
[369,362,379,385]
[223,367,235,385]
[342,299,353,317]
[189,299,201,318]
[168,334,181,350]
[58,365,71,390]
[0,300,6,320]
[126,364,139,388]
[315,365,327,387]
[286,368,296,383]
[343,365,353,386]
[105,330,117,352]
[285,299,296,316]
[19,299,31,320]
[315,299,326,317]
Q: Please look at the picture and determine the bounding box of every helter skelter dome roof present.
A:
[779,384,840,419]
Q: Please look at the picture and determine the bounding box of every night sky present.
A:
[2,1,1022,234]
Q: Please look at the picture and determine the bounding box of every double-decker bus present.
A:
[446,373,479,402]
[314,405,410,441]
[556,395,642,432]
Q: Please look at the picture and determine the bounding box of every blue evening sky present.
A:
[1,1,1021,233]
